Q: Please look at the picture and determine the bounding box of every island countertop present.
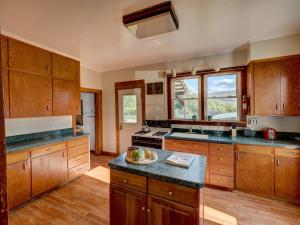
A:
[108,148,206,189]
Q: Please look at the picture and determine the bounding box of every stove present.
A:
[131,128,170,149]
[152,131,169,137]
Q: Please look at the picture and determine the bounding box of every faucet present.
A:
[188,126,193,133]
[199,127,204,134]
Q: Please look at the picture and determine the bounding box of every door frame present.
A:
[80,87,103,155]
[115,80,145,155]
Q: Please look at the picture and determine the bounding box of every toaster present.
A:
[263,128,277,140]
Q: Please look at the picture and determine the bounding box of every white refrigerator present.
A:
[81,93,95,151]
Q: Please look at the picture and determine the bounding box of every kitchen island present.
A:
[108,149,206,225]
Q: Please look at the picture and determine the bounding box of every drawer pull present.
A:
[147,209,151,213]
[123,179,128,183]
[168,191,173,196]
[46,148,52,151]
[218,147,223,151]
[141,206,145,211]
[218,157,223,160]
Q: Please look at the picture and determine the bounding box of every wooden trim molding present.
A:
[80,87,103,155]
[170,119,246,127]
[115,80,145,155]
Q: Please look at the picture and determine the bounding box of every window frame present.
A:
[171,76,201,120]
[122,94,138,124]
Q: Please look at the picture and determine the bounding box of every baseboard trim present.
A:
[102,151,118,157]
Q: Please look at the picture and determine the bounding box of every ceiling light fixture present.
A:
[191,67,197,75]
[123,1,179,39]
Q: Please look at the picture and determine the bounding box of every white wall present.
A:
[80,66,102,90]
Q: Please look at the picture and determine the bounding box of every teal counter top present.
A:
[6,132,89,153]
[109,149,206,189]
[165,133,300,149]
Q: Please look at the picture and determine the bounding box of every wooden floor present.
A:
[9,153,300,225]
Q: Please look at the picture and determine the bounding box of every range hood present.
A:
[123,1,179,39]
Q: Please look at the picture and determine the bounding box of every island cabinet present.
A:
[274,148,300,202]
[110,169,203,225]
[6,150,31,210]
[236,144,274,196]
[31,142,68,197]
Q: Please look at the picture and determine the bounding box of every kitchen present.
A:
[1,1,300,225]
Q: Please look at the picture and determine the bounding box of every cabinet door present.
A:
[2,69,9,118]
[1,35,8,67]
[8,38,51,76]
[236,147,274,195]
[7,160,31,209]
[52,53,80,81]
[253,61,281,115]
[32,149,68,197]
[110,184,147,225]
[9,71,52,117]
[280,57,300,115]
[148,195,199,225]
[53,78,80,116]
[275,156,300,200]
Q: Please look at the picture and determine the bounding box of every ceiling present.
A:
[1,0,300,72]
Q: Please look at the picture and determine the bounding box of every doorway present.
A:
[115,80,145,154]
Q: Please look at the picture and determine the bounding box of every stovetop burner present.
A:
[152,131,168,137]
[134,130,151,135]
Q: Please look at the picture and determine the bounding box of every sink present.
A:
[169,132,209,140]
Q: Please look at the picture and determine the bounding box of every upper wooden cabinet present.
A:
[8,38,51,76]
[2,69,9,118]
[9,71,52,118]
[252,61,281,115]
[53,78,80,116]
[1,35,8,67]
[280,57,300,115]
[52,54,80,81]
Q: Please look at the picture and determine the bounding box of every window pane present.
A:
[207,98,237,120]
[174,78,198,99]
[123,95,137,123]
[207,74,236,97]
[174,99,199,120]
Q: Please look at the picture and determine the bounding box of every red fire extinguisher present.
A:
[242,95,249,114]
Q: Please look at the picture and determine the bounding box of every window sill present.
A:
[169,119,247,127]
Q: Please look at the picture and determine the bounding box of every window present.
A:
[172,77,200,119]
[123,95,137,123]
[204,73,241,121]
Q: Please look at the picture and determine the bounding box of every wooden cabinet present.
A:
[236,144,274,195]
[6,150,31,209]
[53,78,80,116]
[2,69,9,118]
[8,38,51,76]
[164,139,210,184]
[280,57,300,115]
[252,61,281,115]
[32,147,68,197]
[52,54,80,81]
[110,184,147,225]
[9,71,52,117]
[1,35,8,67]
[148,195,199,225]
[274,148,300,202]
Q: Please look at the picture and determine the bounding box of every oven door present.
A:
[132,136,162,149]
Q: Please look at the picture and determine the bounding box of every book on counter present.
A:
[166,153,195,168]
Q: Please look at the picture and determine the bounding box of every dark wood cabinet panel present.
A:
[53,78,80,116]
[253,61,281,115]
[32,149,68,197]
[1,35,8,68]
[236,146,274,195]
[280,57,300,115]
[2,69,9,118]
[110,184,147,225]
[275,156,300,201]
[9,71,52,117]
[8,38,51,76]
[52,54,80,81]
[7,159,31,210]
[148,195,199,225]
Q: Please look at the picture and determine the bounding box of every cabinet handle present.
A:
[146,209,151,213]
[46,105,49,111]
[218,147,223,151]
[62,151,65,157]
[23,162,26,170]
[218,157,223,160]
[282,104,285,110]
[141,206,145,211]
[236,152,239,161]
[123,179,128,183]
[46,147,52,151]
[276,159,280,166]
[45,65,48,71]
[168,191,173,196]
[275,104,278,110]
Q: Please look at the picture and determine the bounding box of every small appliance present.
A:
[263,128,277,140]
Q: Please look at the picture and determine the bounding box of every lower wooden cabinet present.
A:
[236,144,274,195]
[6,151,31,209]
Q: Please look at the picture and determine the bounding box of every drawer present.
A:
[68,144,88,159]
[110,169,147,193]
[31,142,67,158]
[148,178,199,207]
[210,160,234,176]
[210,143,233,155]
[165,139,209,155]
[68,137,88,148]
[210,174,234,189]
[68,153,89,169]
[275,148,300,158]
[69,162,90,180]
[236,144,273,155]
[6,150,30,165]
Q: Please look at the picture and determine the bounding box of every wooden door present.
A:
[236,145,274,195]
[110,184,147,225]
[7,160,31,209]
[8,38,51,76]
[9,71,52,117]
[275,156,300,200]
[31,149,68,197]
[53,78,80,116]
[52,53,80,81]
[253,61,281,115]
[280,57,300,115]
[148,195,199,225]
